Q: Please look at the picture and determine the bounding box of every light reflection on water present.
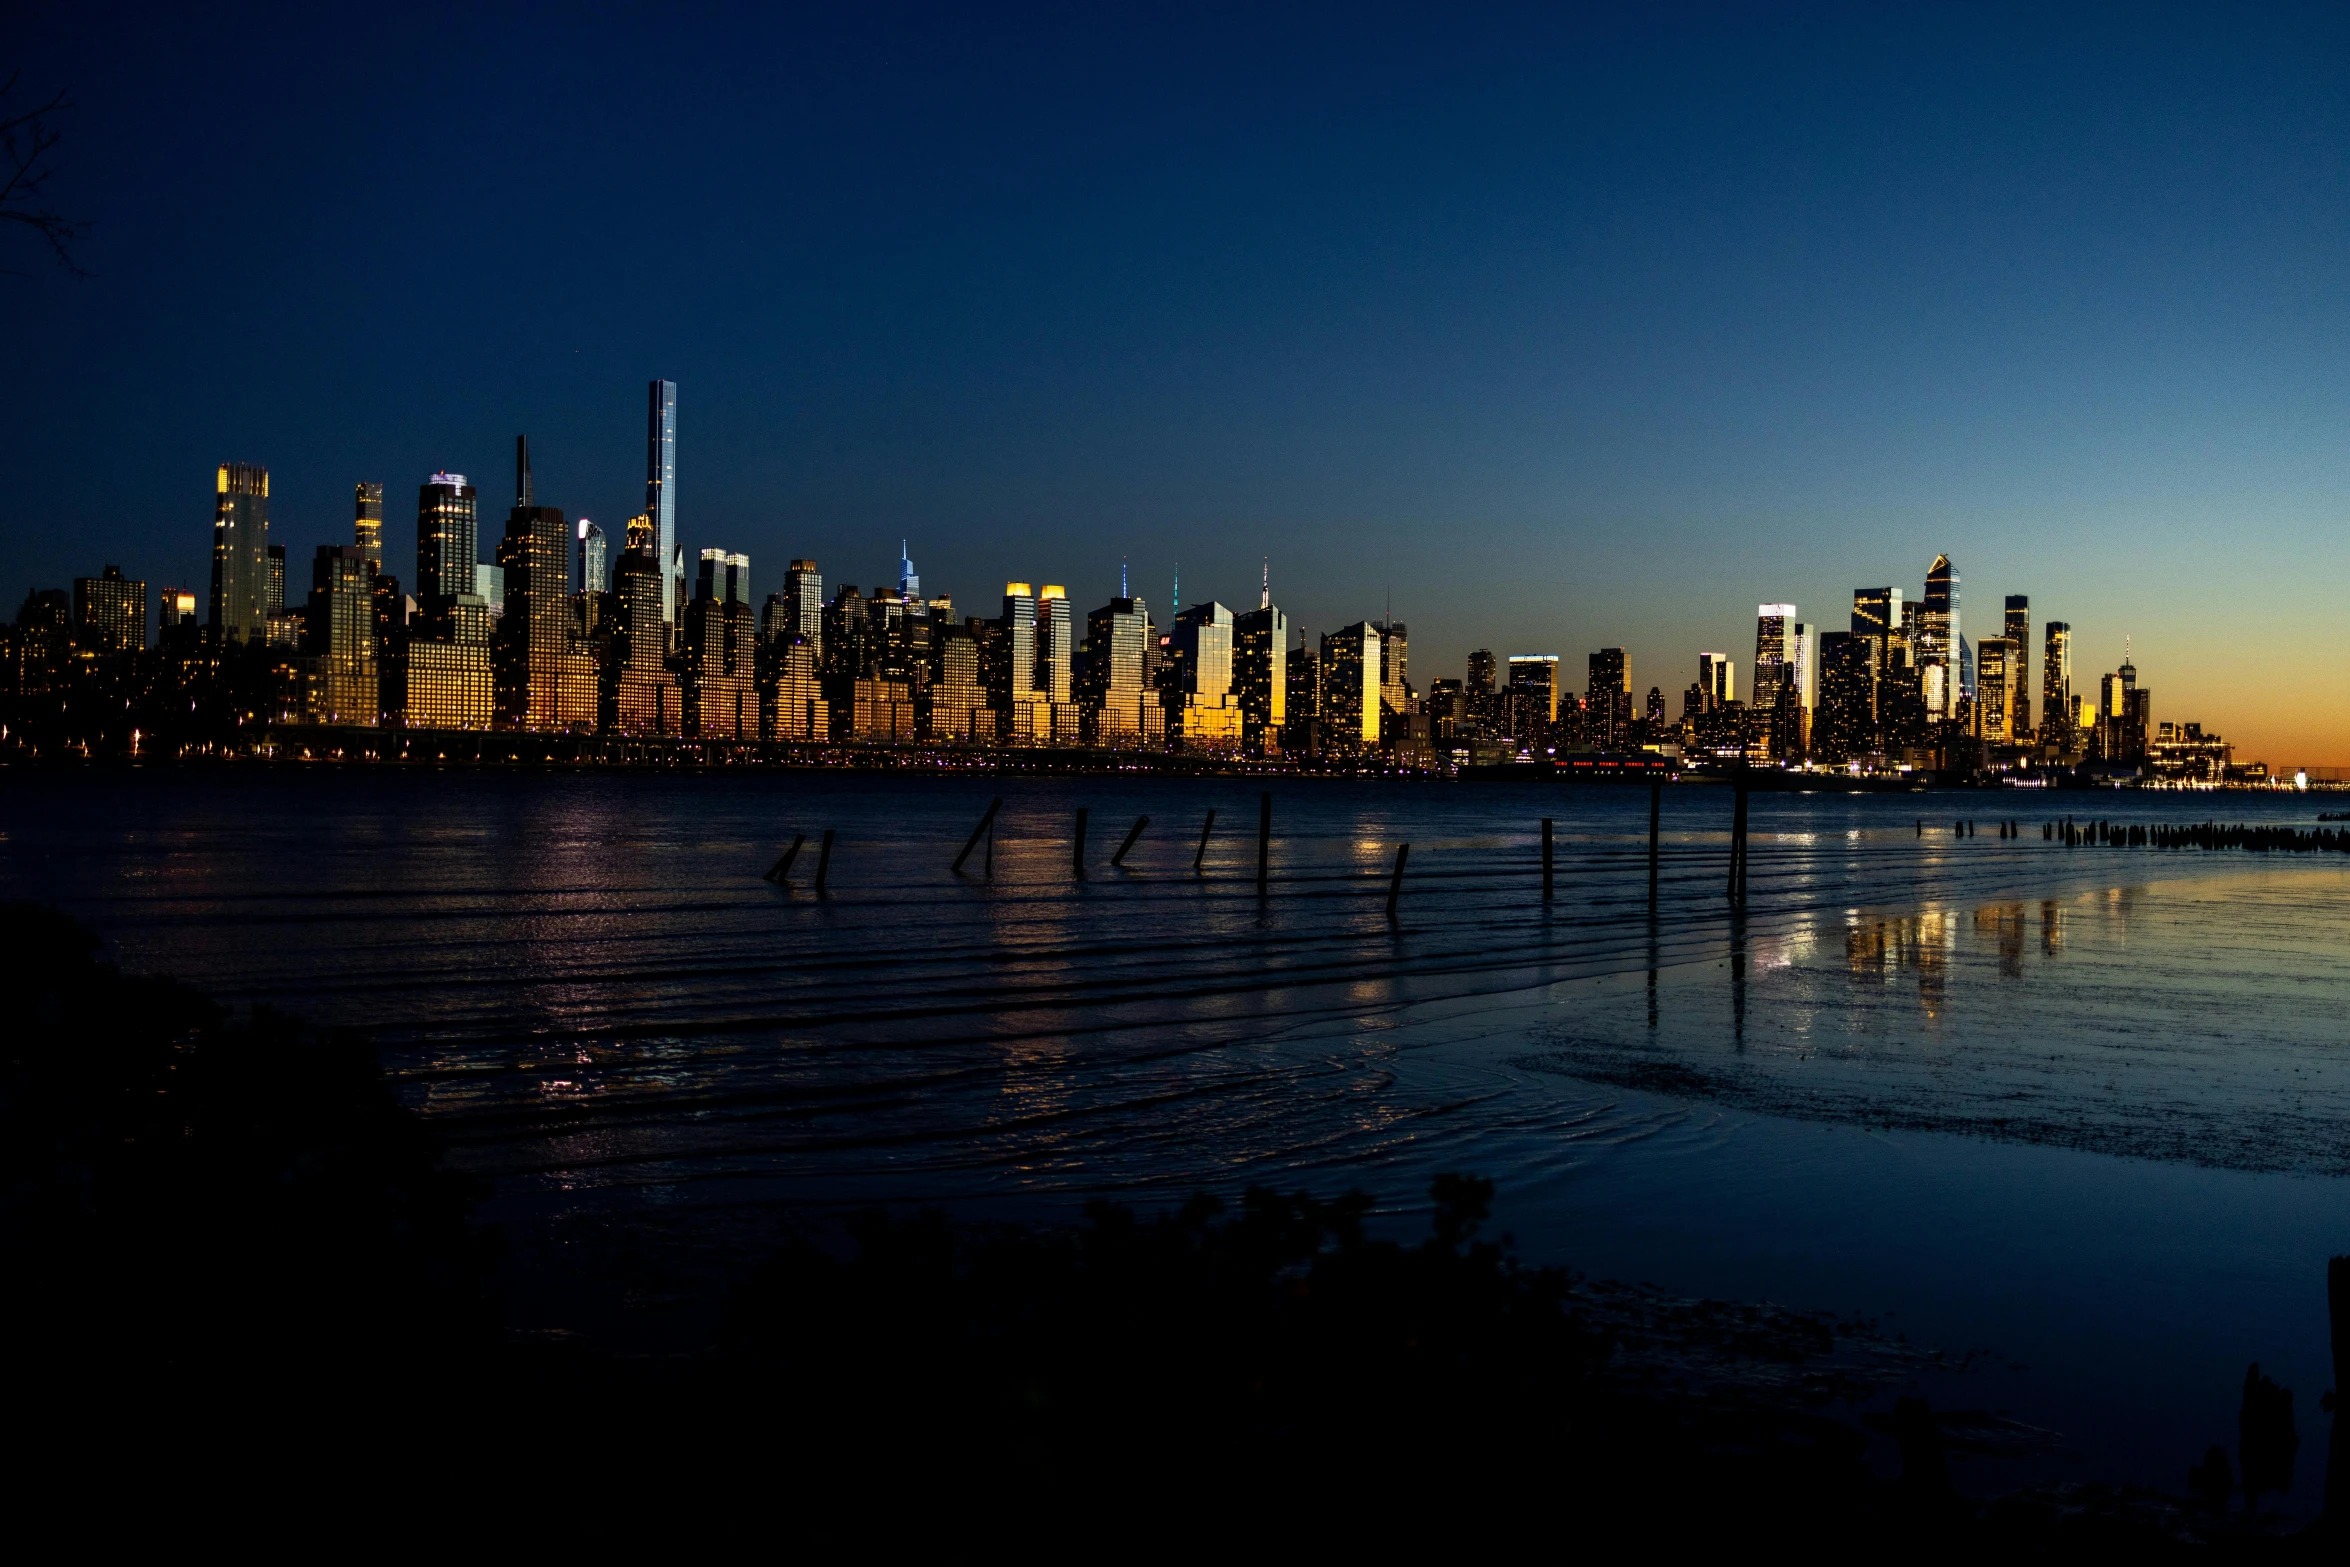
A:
[9,770,2350,1501]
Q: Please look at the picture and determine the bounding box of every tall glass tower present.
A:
[208,462,270,646]
[353,482,384,576]
[647,380,679,622]
[416,474,479,603]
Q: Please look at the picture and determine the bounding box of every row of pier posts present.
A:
[778,776,1703,906]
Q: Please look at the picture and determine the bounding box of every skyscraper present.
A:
[354,482,384,577]
[1919,554,1959,718]
[2003,595,2032,738]
[996,583,1039,739]
[1038,586,1075,709]
[416,473,479,608]
[1233,597,1288,753]
[1813,631,1877,763]
[899,540,920,600]
[698,548,751,607]
[73,566,145,655]
[401,469,495,730]
[2042,620,2072,750]
[783,559,824,666]
[577,519,607,596]
[1169,601,1242,749]
[1081,596,1158,745]
[1466,649,1497,697]
[494,437,597,731]
[605,515,681,734]
[1696,652,1734,710]
[1588,648,1630,748]
[1378,621,1409,731]
[305,546,377,726]
[1320,622,1382,750]
[1506,655,1559,726]
[207,463,270,646]
[683,546,757,739]
[1753,604,1796,714]
[1851,587,1895,639]
[1975,636,2015,742]
[646,379,680,622]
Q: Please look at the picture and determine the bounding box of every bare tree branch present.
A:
[0,68,92,279]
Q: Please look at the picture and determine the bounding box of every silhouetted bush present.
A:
[0,902,494,1412]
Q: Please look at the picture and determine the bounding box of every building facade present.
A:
[209,462,270,646]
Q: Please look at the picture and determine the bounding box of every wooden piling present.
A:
[764,831,807,884]
[1387,842,1410,920]
[1111,815,1151,867]
[1648,782,1662,893]
[952,797,1004,875]
[1541,817,1554,901]
[1729,772,1749,899]
[1195,808,1217,873]
[814,829,836,895]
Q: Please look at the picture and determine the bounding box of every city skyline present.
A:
[3,386,2248,787]
[9,8,2350,765]
[17,391,2252,772]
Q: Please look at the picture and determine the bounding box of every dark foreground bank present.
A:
[1,899,2335,1547]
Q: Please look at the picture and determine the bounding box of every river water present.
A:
[6,768,2347,1507]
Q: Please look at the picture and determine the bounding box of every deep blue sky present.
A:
[9,2,2348,760]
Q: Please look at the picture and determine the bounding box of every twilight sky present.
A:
[8,2,2349,764]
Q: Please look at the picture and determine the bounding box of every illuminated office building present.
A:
[1919,554,1959,717]
[1169,600,1242,749]
[850,674,917,740]
[402,471,493,728]
[2003,595,2031,737]
[1320,622,1382,750]
[1234,578,1287,753]
[493,437,597,731]
[2042,621,2072,750]
[646,379,681,622]
[1696,651,1734,710]
[923,622,986,742]
[1378,620,1409,726]
[354,482,384,577]
[416,473,480,608]
[682,546,756,739]
[206,463,270,647]
[1850,587,1902,655]
[994,583,1039,740]
[1466,648,1497,698]
[1285,636,1320,752]
[1813,631,1876,763]
[764,634,830,741]
[783,559,824,665]
[578,519,607,595]
[402,605,493,729]
[698,548,751,607]
[160,588,199,653]
[1038,585,1075,711]
[1975,635,2016,742]
[303,545,377,726]
[1507,655,1559,721]
[1083,597,1159,745]
[899,540,920,600]
[1752,604,1796,714]
[73,566,145,655]
[1587,648,1630,748]
[603,519,679,734]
